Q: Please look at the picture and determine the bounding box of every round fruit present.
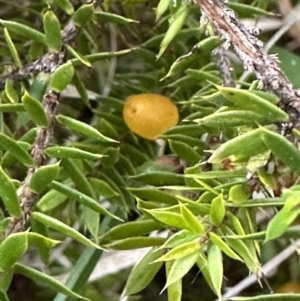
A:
[123,93,179,140]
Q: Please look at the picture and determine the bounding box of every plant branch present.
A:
[5,23,77,236]
[194,0,300,125]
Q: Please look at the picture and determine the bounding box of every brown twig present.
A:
[5,23,77,236]
[194,0,300,127]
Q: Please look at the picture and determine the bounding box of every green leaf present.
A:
[83,207,99,243]
[29,72,51,101]
[156,0,171,20]
[169,140,202,164]
[166,260,182,301]
[122,248,164,297]
[209,128,267,164]
[228,2,275,17]
[21,91,49,127]
[162,251,199,291]
[162,36,220,79]
[227,212,246,236]
[130,172,185,186]
[226,228,260,273]
[94,11,138,24]
[0,104,24,112]
[105,237,165,250]
[4,28,21,68]
[88,178,118,199]
[72,3,94,27]
[217,86,288,122]
[56,114,118,142]
[186,69,222,84]
[208,243,223,298]
[196,252,217,295]
[43,10,61,52]
[158,4,189,57]
[27,232,60,249]
[155,239,201,262]
[266,189,300,241]
[0,19,46,44]
[128,187,177,205]
[229,184,251,203]
[49,61,74,92]
[210,194,225,226]
[71,49,133,66]
[53,247,102,301]
[160,230,199,249]
[29,162,60,194]
[52,0,74,15]
[209,232,242,261]
[0,233,28,271]
[0,268,13,292]
[45,146,103,161]
[65,44,91,67]
[0,166,21,217]
[31,212,103,249]
[60,158,95,198]
[145,209,188,230]
[260,127,300,175]
[50,181,123,221]
[100,219,164,242]
[194,110,265,127]
[27,232,60,264]
[180,203,205,234]
[37,189,68,211]
[230,295,300,300]
[5,79,18,103]
[13,263,90,300]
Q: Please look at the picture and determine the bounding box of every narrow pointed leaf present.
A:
[52,0,74,14]
[94,12,138,24]
[0,233,28,271]
[29,162,60,193]
[158,5,188,57]
[155,239,201,262]
[0,19,46,44]
[260,127,300,175]
[37,189,68,211]
[210,194,225,226]
[208,243,223,298]
[13,263,89,300]
[122,248,164,297]
[50,181,123,221]
[4,28,21,68]
[105,236,165,250]
[43,10,62,52]
[209,128,267,164]
[0,166,21,217]
[180,203,205,234]
[31,212,103,249]
[156,0,171,20]
[209,232,242,261]
[49,61,74,92]
[72,4,94,27]
[166,260,182,301]
[45,146,103,161]
[217,86,288,121]
[22,91,49,127]
[0,268,13,292]
[163,252,199,291]
[266,189,300,241]
[230,294,300,300]
[100,219,164,241]
[56,114,118,142]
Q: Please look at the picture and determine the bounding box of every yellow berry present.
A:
[123,93,179,140]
